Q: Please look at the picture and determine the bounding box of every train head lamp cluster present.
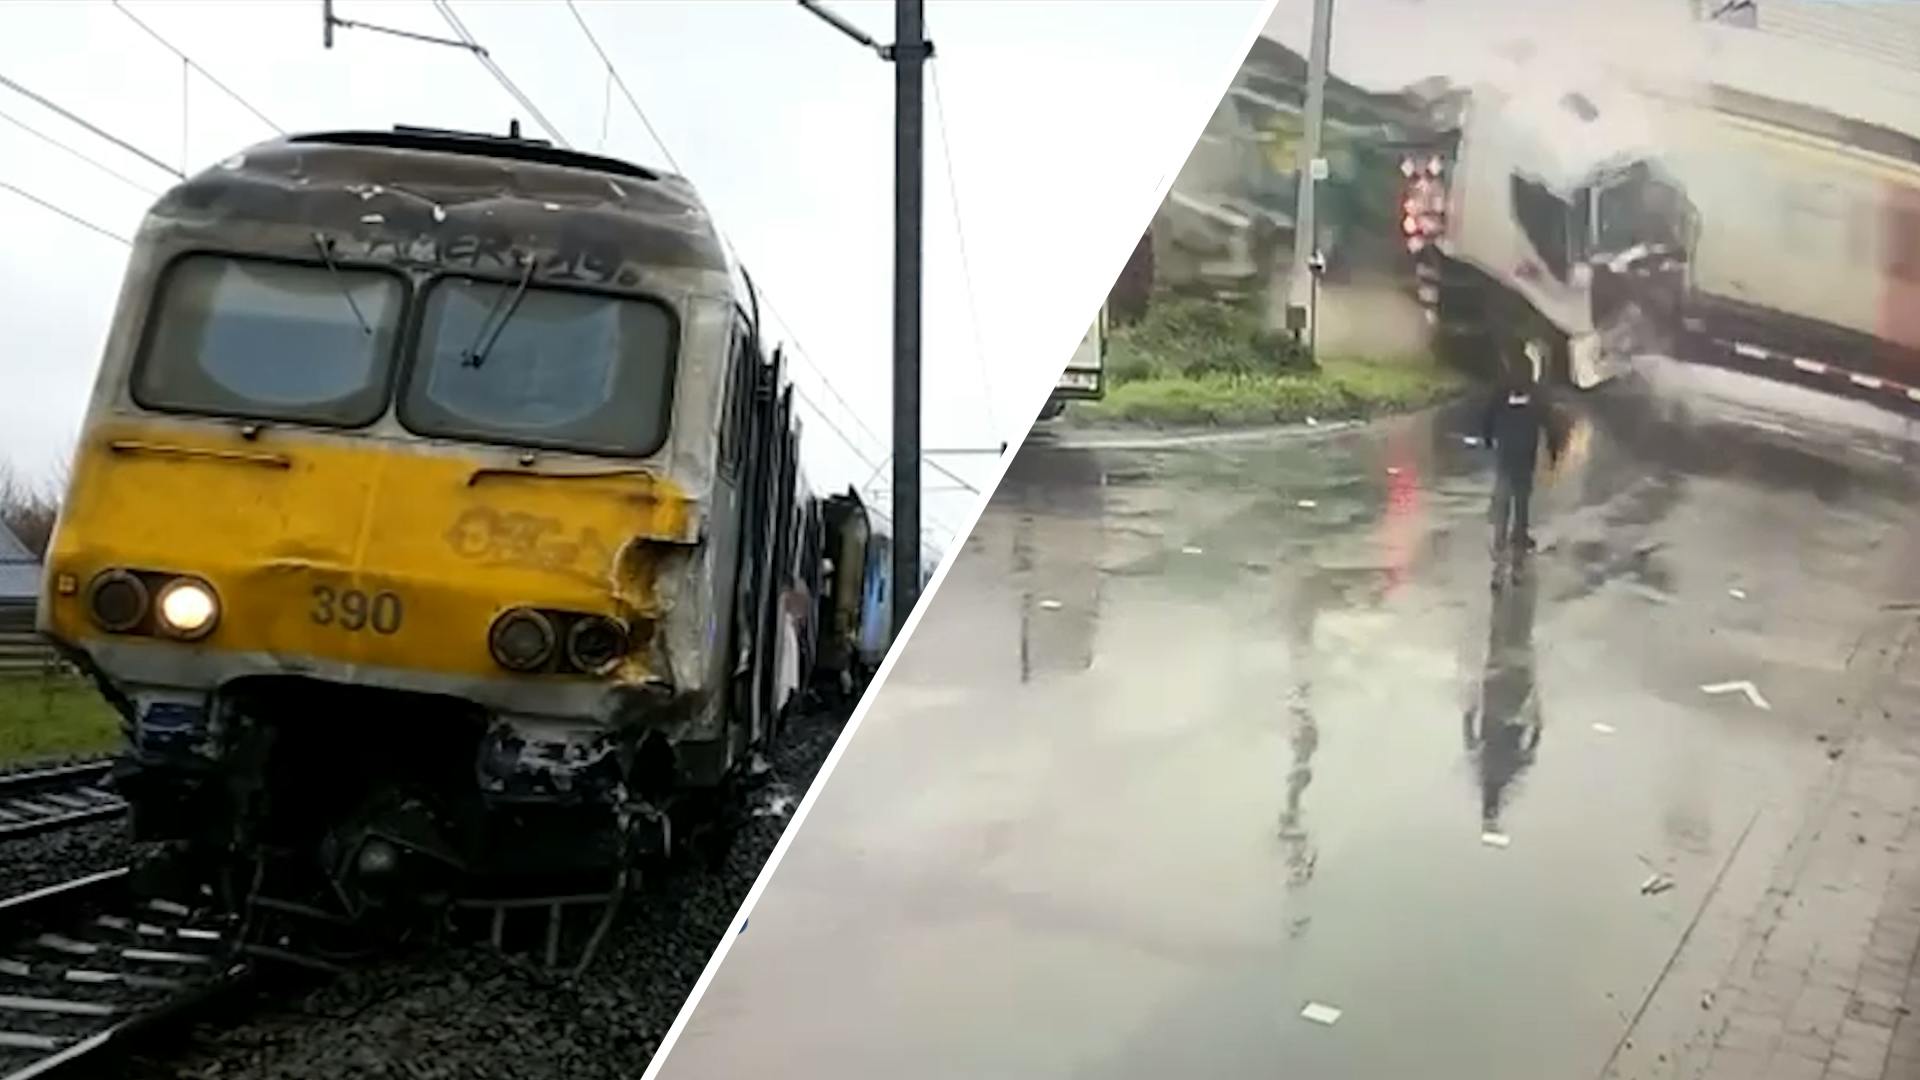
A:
[566,616,629,675]
[155,578,219,639]
[85,569,219,639]
[488,607,633,675]
[86,570,149,632]
[489,608,557,672]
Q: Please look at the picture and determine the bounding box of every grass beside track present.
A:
[1073,294,1470,427]
[0,675,122,763]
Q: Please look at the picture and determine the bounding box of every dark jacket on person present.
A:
[1480,379,1562,481]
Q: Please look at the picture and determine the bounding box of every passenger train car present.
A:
[36,124,893,930]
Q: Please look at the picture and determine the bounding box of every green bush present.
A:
[1107,295,1310,383]
[1081,356,1467,428]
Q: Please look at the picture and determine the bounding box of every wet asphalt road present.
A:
[658,359,1920,1080]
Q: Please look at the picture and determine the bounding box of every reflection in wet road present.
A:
[662,359,1920,1080]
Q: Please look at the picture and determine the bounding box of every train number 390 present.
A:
[310,586,403,634]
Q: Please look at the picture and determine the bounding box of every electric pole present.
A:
[1286,0,1334,359]
[798,0,930,635]
[891,0,927,634]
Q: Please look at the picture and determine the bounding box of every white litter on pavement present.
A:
[1182,546,1203,555]
[1386,467,1402,476]
[1038,599,1064,611]
[1591,722,1617,735]
[1297,499,1319,509]
[1728,588,1748,600]
[1701,680,1771,710]
[1640,873,1675,896]
[1463,436,1483,447]
[1301,1002,1343,1025]
[1480,831,1511,849]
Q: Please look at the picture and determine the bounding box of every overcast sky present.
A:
[0,0,1267,554]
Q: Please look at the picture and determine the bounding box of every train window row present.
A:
[131,253,682,457]
[718,317,758,478]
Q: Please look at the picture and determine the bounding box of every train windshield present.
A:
[402,277,677,457]
[132,255,404,426]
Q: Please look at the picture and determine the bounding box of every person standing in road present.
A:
[1480,340,1566,583]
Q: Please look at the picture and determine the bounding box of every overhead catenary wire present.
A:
[927,48,996,443]
[108,0,283,135]
[563,0,685,175]
[0,106,159,197]
[431,0,572,148]
[554,6,947,505]
[0,179,132,246]
[0,72,182,179]
[555,4,975,531]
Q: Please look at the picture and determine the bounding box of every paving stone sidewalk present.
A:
[1608,614,1920,1080]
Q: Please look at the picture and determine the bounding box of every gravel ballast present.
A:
[0,756,131,897]
[122,703,851,1080]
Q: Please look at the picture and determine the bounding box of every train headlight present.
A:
[489,608,557,672]
[566,616,630,674]
[154,578,219,639]
[86,570,149,633]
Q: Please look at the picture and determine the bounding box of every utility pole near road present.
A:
[1286,0,1334,360]
[798,0,930,636]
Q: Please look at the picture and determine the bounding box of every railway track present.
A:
[0,763,125,842]
[0,868,247,1079]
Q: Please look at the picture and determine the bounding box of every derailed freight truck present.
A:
[1396,78,1694,389]
[1654,86,1920,404]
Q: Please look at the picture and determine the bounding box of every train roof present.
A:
[150,125,731,277]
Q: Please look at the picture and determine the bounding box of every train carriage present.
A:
[35,124,887,930]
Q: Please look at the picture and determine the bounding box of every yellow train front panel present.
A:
[43,417,699,719]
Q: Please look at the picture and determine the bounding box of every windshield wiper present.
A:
[461,254,538,369]
[309,233,373,337]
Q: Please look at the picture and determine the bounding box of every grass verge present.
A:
[0,675,122,763]
[1079,293,1470,427]
[1079,354,1470,427]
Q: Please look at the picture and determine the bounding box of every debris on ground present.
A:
[1300,1002,1342,1025]
[121,704,855,1080]
[1181,546,1203,555]
[1591,722,1618,735]
[1297,499,1319,510]
[1480,831,1512,849]
[1640,873,1675,896]
[1700,680,1771,710]
[1038,599,1064,611]
[1828,745,1845,761]
[1728,588,1748,600]
[1701,991,1715,1010]
[1287,916,1312,939]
